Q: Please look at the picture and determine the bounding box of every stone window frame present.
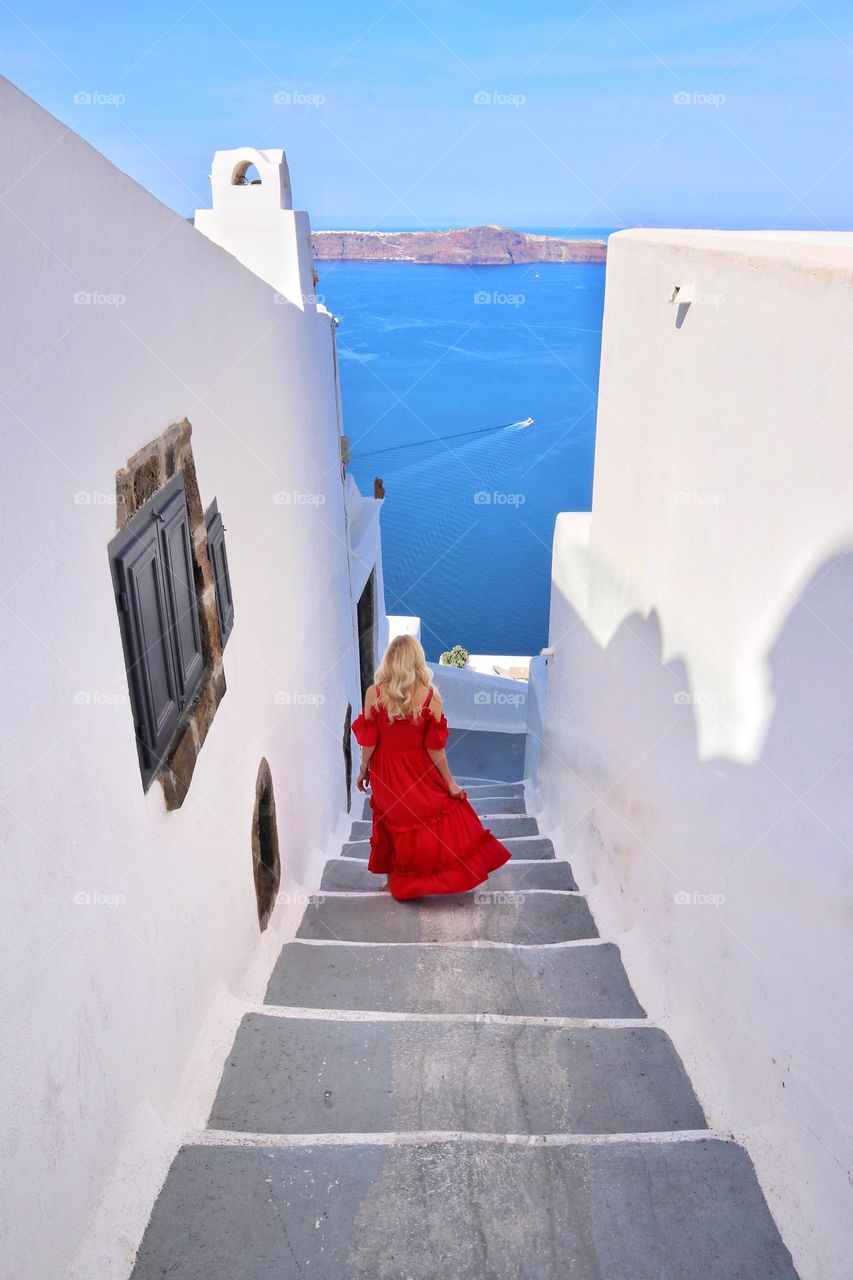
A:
[115,418,226,808]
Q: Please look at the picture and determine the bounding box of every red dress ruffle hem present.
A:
[351,687,511,901]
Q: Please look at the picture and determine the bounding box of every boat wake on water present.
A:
[351,417,534,459]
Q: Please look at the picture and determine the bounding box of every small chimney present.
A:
[194,148,316,311]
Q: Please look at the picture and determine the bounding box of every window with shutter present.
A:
[205,499,234,646]
[158,482,204,701]
[110,472,205,788]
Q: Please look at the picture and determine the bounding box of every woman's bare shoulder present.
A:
[427,686,443,719]
[364,684,379,709]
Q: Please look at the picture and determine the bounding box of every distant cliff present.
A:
[312,225,607,265]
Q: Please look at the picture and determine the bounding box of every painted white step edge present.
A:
[191,1129,726,1149]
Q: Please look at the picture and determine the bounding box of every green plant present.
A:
[439,645,469,668]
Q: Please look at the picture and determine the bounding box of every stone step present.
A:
[341,835,556,860]
[296,891,597,945]
[209,1015,706,1136]
[321,858,577,893]
[445,729,525,783]
[349,814,538,842]
[265,941,644,1018]
[361,779,525,796]
[131,1139,798,1280]
[361,795,527,819]
[455,779,525,795]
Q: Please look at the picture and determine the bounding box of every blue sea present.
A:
[318,246,607,661]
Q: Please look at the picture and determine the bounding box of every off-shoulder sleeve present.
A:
[351,711,378,746]
[424,711,449,750]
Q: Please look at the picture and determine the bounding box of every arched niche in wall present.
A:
[232,160,262,186]
[343,703,353,813]
[251,758,281,931]
[208,147,293,211]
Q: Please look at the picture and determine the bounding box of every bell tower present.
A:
[194,147,316,311]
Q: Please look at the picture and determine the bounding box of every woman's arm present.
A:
[425,690,465,798]
[356,742,375,792]
[426,746,464,797]
[356,685,378,792]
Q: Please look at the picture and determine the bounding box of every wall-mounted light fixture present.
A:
[669,282,695,305]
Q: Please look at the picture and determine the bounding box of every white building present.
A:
[529,228,853,1280]
[0,78,387,1279]
[3,72,851,1280]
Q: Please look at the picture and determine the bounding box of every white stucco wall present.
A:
[536,230,853,1280]
[523,653,548,804]
[427,662,527,732]
[344,472,385,605]
[194,146,316,312]
[0,78,372,1280]
[386,614,422,644]
[467,654,531,678]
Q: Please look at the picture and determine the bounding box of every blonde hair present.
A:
[374,634,432,721]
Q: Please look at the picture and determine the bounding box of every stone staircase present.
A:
[131,744,798,1278]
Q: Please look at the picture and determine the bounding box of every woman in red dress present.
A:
[351,634,512,901]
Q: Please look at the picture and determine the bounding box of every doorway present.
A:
[356,570,376,707]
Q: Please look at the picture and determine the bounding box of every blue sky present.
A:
[2,0,852,230]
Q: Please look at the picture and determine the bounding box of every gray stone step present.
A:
[445,729,525,781]
[341,835,556,860]
[131,1139,798,1280]
[472,796,527,814]
[210,1015,706,1136]
[455,779,525,795]
[296,891,597,944]
[321,858,577,893]
[349,814,538,841]
[361,794,527,819]
[265,941,644,1018]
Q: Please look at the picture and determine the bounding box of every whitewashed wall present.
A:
[0,78,371,1280]
[427,662,528,732]
[536,230,853,1280]
[523,653,548,801]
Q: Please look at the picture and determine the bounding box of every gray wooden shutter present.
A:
[110,472,204,788]
[205,499,234,646]
[111,503,180,784]
[157,482,204,703]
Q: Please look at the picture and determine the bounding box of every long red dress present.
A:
[351,686,511,901]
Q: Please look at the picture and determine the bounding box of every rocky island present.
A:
[312,224,607,266]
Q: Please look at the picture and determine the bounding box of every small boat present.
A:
[508,416,534,430]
